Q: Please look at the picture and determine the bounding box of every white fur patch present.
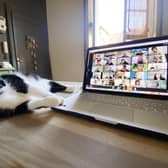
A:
[65,86,75,93]
[28,95,64,110]
[0,84,28,109]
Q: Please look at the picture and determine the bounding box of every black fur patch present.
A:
[1,74,28,93]
[49,81,66,93]
[0,78,6,88]
[15,101,30,114]
[0,108,15,117]
[0,101,31,118]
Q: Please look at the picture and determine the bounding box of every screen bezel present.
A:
[83,36,168,99]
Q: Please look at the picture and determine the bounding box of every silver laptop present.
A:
[53,36,168,136]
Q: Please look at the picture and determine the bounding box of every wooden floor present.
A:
[0,109,168,168]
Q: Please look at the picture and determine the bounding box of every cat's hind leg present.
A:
[0,95,64,117]
[0,101,30,117]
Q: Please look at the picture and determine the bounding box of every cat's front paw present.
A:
[65,86,75,93]
[44,95,64,107]
[57,95,64,105]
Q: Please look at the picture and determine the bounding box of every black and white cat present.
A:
[0,72,72,117]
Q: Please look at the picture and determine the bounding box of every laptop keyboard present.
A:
[77,92,168,114]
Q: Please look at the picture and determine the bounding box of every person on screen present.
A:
[95,58,102,65]
[135,79,141,87]
[153,72,165,80]
[136,50,144,64]
[133,71,139,79]
[137,54,143,64]
[150,47,163,63]
[138,65,144,72]
[93,72,101,79]
[106,56,113,65]
[95,68,101,72]
[151,46,162,55]
[131,64,138,71]
[120,58,129,65]
[120,65,129,72]
[109,73,114,79]
[106,67,114,73]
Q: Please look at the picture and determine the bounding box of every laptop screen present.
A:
[84,36,168,97]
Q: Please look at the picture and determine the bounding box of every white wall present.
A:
[46,0,84,82]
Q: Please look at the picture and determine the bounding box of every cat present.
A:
[0,72,72,117]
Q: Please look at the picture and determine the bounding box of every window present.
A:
[87,0,156,47]
[125,0,148,40]
[94,0,125,46]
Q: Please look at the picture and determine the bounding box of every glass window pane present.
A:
[129,0,147,10]
[127,12,146,31]
[95,0,125,46]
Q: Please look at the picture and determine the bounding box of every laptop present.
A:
[53,36,168,136]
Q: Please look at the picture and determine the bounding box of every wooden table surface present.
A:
[0,109,167,168]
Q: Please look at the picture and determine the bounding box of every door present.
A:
[12,13,40,74]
